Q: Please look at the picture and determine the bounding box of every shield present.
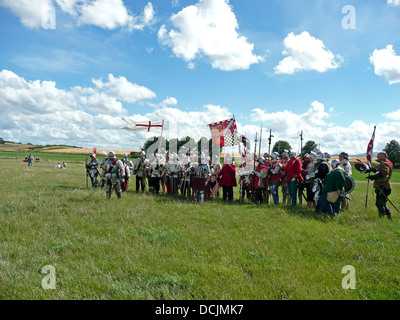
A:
[344,175,355,194]
[354,162,368,173]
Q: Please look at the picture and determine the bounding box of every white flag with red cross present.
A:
[121,118,164,134]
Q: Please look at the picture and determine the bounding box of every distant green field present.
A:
[0,151,106,164]
[1,157,400,300]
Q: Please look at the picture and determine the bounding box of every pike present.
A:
[267,129,274,204]
[85,155,88,189]
[252,132,258,203]
[299,130,304,161]
[258,124,262,158]
[381,190,400,214]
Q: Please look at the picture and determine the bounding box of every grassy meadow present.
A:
[1,155,400,300]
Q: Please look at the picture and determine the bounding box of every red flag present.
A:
[93,147,97,155]
[366,126,376,167]
[208,118,237,147]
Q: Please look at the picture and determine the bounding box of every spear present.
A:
[252,132,258,203]
[300,130,304,161]
[85,155,88,188]
[268,129,273,157]
[258,124,262,158]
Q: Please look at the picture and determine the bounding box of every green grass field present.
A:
[1,156,400,300]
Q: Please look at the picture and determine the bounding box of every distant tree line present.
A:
[383,139,400,168]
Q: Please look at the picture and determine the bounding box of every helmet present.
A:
[212,155,219,164]
[90,153,96,159]
[282,150,288,158]
[123,153,128,158]
[303,153,310,159]
[331,159,340,168]
[271,152,279,160]
[339,152,349,160]
[309,152,316,159]
[140,151,145,157]
[108,151,116,159]
[263,153,270,159]
[289,151,296,157]
[316,152,324,160]
[257,157,265,164]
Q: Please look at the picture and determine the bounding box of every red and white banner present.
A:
[366,126,376,167]
[208,117,238,147]
[121,118,164,133]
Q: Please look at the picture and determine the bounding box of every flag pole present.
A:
[365,126,376,215]
[159,119,164,154]
[258,124,262,158]
[365,172,371,215]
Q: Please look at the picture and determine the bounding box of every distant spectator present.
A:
[62,162,67,169]
[27,154,34,167]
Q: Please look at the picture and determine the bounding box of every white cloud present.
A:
[388,0,400,7]
[148,96,178,108]
[384,109,400,120]
[158,0,262,71]
[247,101,380,154]
[0,0,54,28]
[275,31,342,74]
[370,45,400,84]
[91,74,156,104]
[0,70,159,149]
[1,0,155,30]
[77,0,133,29]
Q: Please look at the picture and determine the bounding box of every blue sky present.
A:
[1,0,400,154]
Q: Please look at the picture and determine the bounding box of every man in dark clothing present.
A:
[366,151,393,220]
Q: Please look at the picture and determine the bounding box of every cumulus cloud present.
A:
[247,101,392,154]
[132,2,156,30]
[384,109,400,120]
[0,70,159,149]
[0,0,54,28]
[148,96,178,108]
[0,70,232,149]
[387,0,400,6]
[0,0,155,30]
[158,0,262,71]
[370,45,400,84]
[91,74,156,104]
[275,31,342,74]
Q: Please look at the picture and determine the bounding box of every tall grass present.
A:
[1,158,400,300]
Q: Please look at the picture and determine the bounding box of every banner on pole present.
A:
[208,118,239,147]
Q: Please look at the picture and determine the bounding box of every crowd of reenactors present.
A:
[85,149,394,219]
